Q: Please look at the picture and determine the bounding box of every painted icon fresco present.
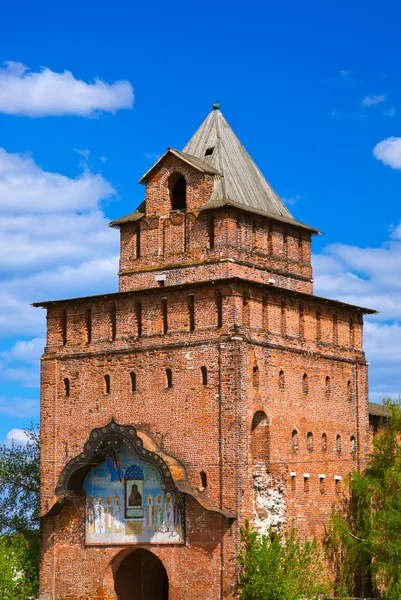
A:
[83,443,185,544]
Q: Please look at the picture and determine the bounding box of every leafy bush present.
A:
[238,520,328,600]
[0,531,39,600]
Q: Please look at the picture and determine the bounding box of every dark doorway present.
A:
[114,549,168,600]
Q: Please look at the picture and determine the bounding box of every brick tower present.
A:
[35,105,375,600]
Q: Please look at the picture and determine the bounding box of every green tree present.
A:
[325,397,401,598]
[0,424,40,599]
[238,520,328,600]
[0,423,40,533]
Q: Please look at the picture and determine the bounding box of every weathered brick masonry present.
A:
[35,107,375,599]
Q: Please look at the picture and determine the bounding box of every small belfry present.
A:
[35,106,376,600]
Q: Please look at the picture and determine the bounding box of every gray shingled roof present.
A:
[183,109,295,221]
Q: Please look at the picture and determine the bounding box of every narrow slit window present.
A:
[110,302,117,341]
[253,365,259,388]
[333,313,338,344]
[325,376,331,397]
[316,309,321,340]
[347,380,352,402]
[204,147,214,156]
[336,434,342,454]
[281,301,286,336]
[319,476,325,494]
[161,298,168,334]
[85,308,92,344]
[322,433,327,452]
[188,294,195,332]
[136,301,142,337]
[243,291,250,327]
[201,366,207,386]
[349,317,355,345]
[302,373,308,395]
[303,475,309,493]
[207,216,215,249]
[292,429,298,450]
[350,435,356,455]
[130,372,136,393]
[299,303,305,339]
[64,378,70,397]
[60,310,67,345]
[216,291,223,329]
[307,432,313,451]
[200,471,207,488]
[104,374,110,395]
[279,370,285,391]
[166,369,172,389]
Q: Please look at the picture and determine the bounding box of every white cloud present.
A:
[373,137,401,170]
[0,147,116,214]
[5,428,30,445]
[362,95,386,106]
[0,61,134,117]
[282,194,301,207]
[313,229,401,402]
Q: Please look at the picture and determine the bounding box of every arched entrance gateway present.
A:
[114,549,168,600]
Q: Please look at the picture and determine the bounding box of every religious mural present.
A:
[83,443,185,544]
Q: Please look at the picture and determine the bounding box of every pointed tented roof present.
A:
[183,108,294,220]
[110,107,319,234]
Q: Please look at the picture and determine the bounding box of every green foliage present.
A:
[0,531,39,600]
[238,520,328,600]
[0,423,40,533]
[325,397,401,598]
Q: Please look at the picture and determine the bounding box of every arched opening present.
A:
[307,431,313,451]
[201,366,207,386]
[252,365,259,388]
[251,411,269,463]
[325,375,331,397]
[322,432,327,452]
[279,370,285,391]
[114,548,168,600]
[169,173,187,211]
[130,371,136,393]
[64,377,70,397]
[200,471,207,489]
[104,374,110,395]
[292,429,298,450]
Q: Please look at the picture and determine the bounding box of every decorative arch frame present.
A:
[56,418,176,500]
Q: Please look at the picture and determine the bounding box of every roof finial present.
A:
[212,101,220,111]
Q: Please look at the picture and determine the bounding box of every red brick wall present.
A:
[40,278,368,599]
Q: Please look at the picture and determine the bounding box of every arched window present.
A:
[347,380,352,402]
[200,471,207,489]
[64,378,70,397]
[292,429,299,450]
[130,372,136,393]
[336,434,342,453]
[279,370,285,391]
[201,366,207,386]
[307,432,313,451]
[302,373,308,395]
[350,435,356,455]
[169,173,187,211]
[253,365,259,388]
[325,376,331,397]
[104,374,110,395]
[166,369,173,389]
[251,411,269,462]
[322,433,327,452]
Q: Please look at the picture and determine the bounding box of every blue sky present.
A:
[1,0,401,443]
